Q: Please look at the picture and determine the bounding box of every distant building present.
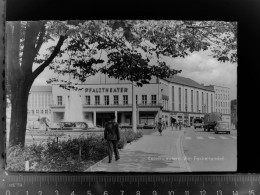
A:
[164,76,215,126]
[231,99,237,128]
[27,86,52,121]
[205,85,231,125]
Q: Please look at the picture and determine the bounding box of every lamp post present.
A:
[132,82,137,133]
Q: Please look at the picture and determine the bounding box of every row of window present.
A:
[57,95,157,105]
[172,87,214,113]
[28,109,51,115]
[216,89,229,93]
[216,108,229,114]
[215,93,229,100]
[28,94,52,107]
[216,101,230,108]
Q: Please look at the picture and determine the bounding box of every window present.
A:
[114,95,119,105]
[95,96,100,105]
[123,95,128,105]
[211,94,213,113]
[45,110,48,114]
[41,110,43,114]
[57,96,62,105]
[191,90,193,112]
[179,87,181,111]
[172,86,175,111]
[36,110,39,114]
[206,93,208,113]
[185,89,187,112]
[142,95,147,104]
[85,96,90,105]
[104,95,109,105]
[202,92,204,112]
[32,110,34,114]
[151,95,157,104]
[197,91,199,112]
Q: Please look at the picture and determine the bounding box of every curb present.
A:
[176,129,191,172]
[85,156,109,172]
[179,130,191,172]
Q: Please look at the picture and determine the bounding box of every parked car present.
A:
[118,123,143,129]
[193,118,203,129]
[142,123,156,129]
[214,121,230,134]
[50,121,103,131]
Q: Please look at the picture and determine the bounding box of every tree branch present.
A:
[31,35,67,81]
[33,21,46,57]
[21,21,43,76]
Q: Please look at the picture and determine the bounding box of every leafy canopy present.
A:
[36,20,236,88]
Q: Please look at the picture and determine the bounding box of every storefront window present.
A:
[151,95,157,104]
[104,95,109,105]
[85,96,90,105]
[179,87,181,111]
[191,90,193,112]
[142,95,147,104]
[114,95,119,105]
[123,95,128,105]
[95,96,100,105]
[57,96,62,105]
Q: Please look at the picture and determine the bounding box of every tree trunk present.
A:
[9,79,31,147]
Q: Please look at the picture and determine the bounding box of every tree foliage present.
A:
[43,20,237,88]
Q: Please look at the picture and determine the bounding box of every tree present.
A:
[6,20,237,147]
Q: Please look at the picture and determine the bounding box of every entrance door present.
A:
[96,113,114,127]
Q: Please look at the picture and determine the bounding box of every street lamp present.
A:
[132,82,137,133]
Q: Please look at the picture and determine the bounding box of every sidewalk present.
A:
[86,127,191,172]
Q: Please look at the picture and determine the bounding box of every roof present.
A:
[30,86,52,92]
[163,75,214,92]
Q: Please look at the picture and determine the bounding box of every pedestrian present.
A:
[166,121,168,127]
[104,115,120,163]
[157,118,163,136]
[179,122,182,130]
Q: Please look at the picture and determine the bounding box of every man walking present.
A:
[157,118,163,136]
[104,115,120,163]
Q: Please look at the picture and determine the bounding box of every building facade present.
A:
[165,76,215,126]
[205,85,231,124]
[27,86,52,121]
[27,74,232,127]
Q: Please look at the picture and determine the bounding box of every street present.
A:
[181,126,237,171]
[24,127,237,172]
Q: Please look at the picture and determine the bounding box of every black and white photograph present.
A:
[5,20,237,172]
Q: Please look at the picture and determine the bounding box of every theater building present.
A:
[27,73,231,127]
[50,75,164,127]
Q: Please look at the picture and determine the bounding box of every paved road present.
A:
[182,127,237,171]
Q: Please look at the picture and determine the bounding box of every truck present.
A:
[203,112,222,132]
[193,118,204,129]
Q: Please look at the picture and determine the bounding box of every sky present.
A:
[32,40,237,100]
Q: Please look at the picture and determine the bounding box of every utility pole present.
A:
[132,82,137,133]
